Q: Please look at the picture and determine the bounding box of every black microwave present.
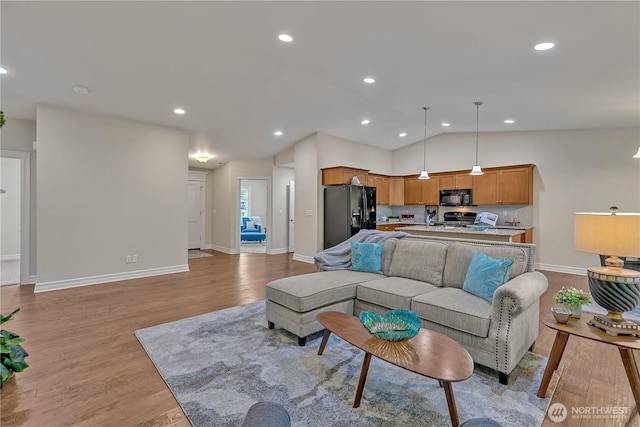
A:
[440,189,473,206]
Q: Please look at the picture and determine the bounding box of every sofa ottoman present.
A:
[266,270,380,345]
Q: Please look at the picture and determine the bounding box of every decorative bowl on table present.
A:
[359,310,421,341]
[551,307,572,324]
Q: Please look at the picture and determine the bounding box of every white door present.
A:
[288,181,295,252]
[187,181,202,249]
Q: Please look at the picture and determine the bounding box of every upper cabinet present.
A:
[473,164,535,205]
[439,173,473,190]
[368,174,389,205]
[389,177,405,206]
[322,166,369,186]
[404,176,439,205]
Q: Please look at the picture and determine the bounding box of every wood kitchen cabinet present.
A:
[389,177,405,205]
[322,167,369,186]
[472,164,535,205]
[439,172,473,190]
[368,174,389,205]
[377,223,414,231]
[404,176,439,205]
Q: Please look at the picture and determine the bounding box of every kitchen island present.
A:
[400,225,528,243]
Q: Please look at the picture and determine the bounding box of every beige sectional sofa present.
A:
[266,235,548,384]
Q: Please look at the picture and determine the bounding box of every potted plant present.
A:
[553,287,593,318]
[1,308,29,388]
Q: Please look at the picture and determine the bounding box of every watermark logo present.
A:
[548,403,632,422]
[548,403,567,423]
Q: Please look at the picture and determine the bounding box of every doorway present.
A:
[239,179,268,254]
[188,171,207,250]
[0,151,30,286]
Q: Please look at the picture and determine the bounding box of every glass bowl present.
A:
[359,310,421,341]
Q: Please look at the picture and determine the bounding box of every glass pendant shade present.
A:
[634,147,640,158]
[470,165,484,175]
[419,170,430,180]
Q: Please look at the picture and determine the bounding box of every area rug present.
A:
[188,250,213,259]
[135,301,551,426]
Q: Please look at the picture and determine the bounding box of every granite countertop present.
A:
[400,225,526,237]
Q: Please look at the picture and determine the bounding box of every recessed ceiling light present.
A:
[274,131,283,136]
[361,119,370,125]
[399,132,407,137]
[278,34,293,43]
[534,42,555,51]
[504,119,515,124]
[0,67,7,74]
[73,85,89,95]
[441,122,451,127]
[363,77,375,84]
[174,108,185,115]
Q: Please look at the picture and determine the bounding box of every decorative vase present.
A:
[564,304,582,318]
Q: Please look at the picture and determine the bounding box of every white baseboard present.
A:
[209,244,239,254]
[268,247,289,255]
[1,254,20,262]
[200,244,215,250]
[536,263,586,276]
[34,264,190,293]
[29,274,37,284]
[292,253,315,264]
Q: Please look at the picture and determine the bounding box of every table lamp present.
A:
[574,207,640,336]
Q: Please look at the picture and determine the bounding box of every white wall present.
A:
[0,158,21,258]
[392,128,640,273]
[35,105,189,291]
[317,132,393,174]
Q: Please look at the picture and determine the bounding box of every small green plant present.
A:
[553,287,593,307]
[1,308,29,388]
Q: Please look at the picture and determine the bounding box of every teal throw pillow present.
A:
[462,252,514,302]
[349,241,383,274]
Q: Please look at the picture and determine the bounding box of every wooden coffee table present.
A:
[317,311,474,427]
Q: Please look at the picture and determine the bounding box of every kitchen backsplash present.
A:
[377,204,533,227]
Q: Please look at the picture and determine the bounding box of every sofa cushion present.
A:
[266,270,380,312]
[349,241,383,274]
[381,239,398,276]
[462,252,514,302]
[357,277,439,310]
[442,243,528,289]
[387,240,448,286]
[411,288,492,338]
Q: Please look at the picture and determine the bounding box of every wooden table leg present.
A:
[317,329,331,355]
[441,381,460,427]
[353,352,372,408]
[537,330,570,398]
[619,348,640,411]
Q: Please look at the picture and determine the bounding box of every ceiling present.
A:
[2,1,638,169]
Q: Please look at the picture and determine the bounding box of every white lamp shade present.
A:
[574,212,640,257]
[418,170,430,180]
[469,165,484,176]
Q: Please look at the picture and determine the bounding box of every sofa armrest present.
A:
[492,271,548,317]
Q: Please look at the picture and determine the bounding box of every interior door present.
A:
[288,181,295,252]
[187,181,202,249]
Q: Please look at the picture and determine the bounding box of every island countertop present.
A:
[400,225,527,243]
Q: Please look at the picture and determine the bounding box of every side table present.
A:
[537,317,640,410]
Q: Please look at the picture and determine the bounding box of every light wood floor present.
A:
[0,252,638,427]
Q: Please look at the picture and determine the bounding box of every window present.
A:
[240,188,250,219]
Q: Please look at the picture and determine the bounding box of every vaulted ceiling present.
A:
[2,1,638,168]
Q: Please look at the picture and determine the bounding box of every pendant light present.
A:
[470,101,484,176]
[418,107,431,180]
[634,147,640,158]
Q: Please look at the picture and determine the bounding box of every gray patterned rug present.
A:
[135,301,551,426]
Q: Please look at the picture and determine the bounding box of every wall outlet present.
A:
[502,210,508,216]
[132,254,138,263]
[126,255,132,263]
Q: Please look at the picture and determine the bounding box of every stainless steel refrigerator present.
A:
[324,185,376,249]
